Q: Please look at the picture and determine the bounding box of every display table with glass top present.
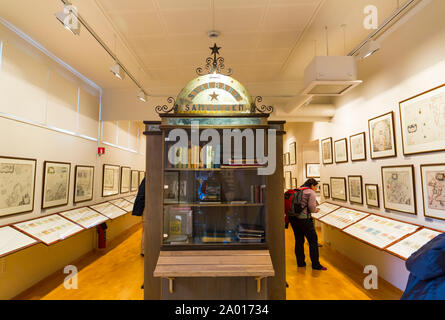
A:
[143,44,286,300]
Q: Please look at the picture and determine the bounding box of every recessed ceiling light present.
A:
[110,62,125,80]
[55,5,81,36]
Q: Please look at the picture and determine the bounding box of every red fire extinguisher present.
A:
[97,223,108,249]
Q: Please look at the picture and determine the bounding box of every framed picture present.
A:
[420,163,445,221]
[348,175,363,204]
[120,167,131,194]
[292,178,298,189]
[369,111,397,159]
[74,165,94,204]
[306,163,320,178]
[0,156,37,217]
[285,153,290,166]
[42,161,71,209]
[102,164,120,197]
[321,138,333,165]
[334,138,348,163]
[400,84,445,155]
[131,170,139,192]
[289,142,296,165]
[365,184,380,208]
[285,171,292,190]
[350,132,367,161]
[331,177,347,201]
[315,179,321,193]
[323,184,330,198]
[381,165,417,215]
[139,171,145,185]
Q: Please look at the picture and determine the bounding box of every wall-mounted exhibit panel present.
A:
[13,214,84,245]
[0,226,38,258]
[385,228,442,260]
[59,207,108,229]
[343,215,420,249]
[109,198,133,212]
[89,202,127,220]
[319,207,369,230]
[124,195,136,204]
[313,202,340,220]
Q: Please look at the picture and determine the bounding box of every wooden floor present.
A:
[15,225,402,300]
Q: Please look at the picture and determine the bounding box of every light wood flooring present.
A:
[15,225,403,300]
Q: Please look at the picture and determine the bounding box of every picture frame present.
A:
[365,184,380,208]
[321,138,333,165]
[131,170,139,192]
[285,171,292,190]
[381,165,417,215]
[120,167,131,194]
[369,111,397,159]
[348,175,363,204]
[315,179,321,193]
[285,153,290,166]
[74,165,94,204]
[289,142,296,165]
[323,184,330,199]
[42,161,71,209]
[350,132,367,161]
[420,163,445,221]
[399,84,445,156]
[292,178,298,189]
[330,177,347,201]
[334,138,348,163]
[0,156,37,217]
[306,163,320,178]
[102,164,120,197]
[139,171,145,185]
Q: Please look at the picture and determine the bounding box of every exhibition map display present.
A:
[343,215,420,249]
[385,228,442,259]
[319,207,369,230]
[13,214,84,245]
[109,198,134,212]
[89,202,127,219]
[59,207,109,229]
[0,226,38,258]
[313,203,341,220]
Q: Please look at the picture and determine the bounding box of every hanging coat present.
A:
[401,233,445,300]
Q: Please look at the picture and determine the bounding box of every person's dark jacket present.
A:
[132,178,145,217]
[401,233,445,300]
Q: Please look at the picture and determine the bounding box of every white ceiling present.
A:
[0,0,413,117]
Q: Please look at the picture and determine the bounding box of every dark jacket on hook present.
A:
[401,233,445,300]
[132,178,145,217]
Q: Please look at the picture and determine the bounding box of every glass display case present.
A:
[162,128,267,250]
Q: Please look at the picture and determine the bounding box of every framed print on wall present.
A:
[365,184,380,208]
[323,184,330,199]
[139,171,145,185]
[350,132,367,161]
[102,164,120,197]
[0,156,36,217]
[285,171,292,190]
[369,111,397,159]
[42,161,71,209]
[306,163,320,178]
[348,175,363,204]
[334,138,348,163]
[285,153,290,166]
[321,137,333,165]
[120,167,131,194]
[74,165,94,204]
[420,163,445,221]
[289,142,296,165]
[399,84,445,155]
[331,177,347,201]
[131,170,139,192]
[381,165,417,215]
[292,178,298,189]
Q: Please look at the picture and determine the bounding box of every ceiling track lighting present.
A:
[137,90,147,103]
[110,61,125,80]
[56,0,149,102]
[357,40,380,60]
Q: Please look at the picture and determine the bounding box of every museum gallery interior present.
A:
[0,0,444,301]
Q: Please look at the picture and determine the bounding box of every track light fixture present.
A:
[357,40,380,60]
[137,90,147,103]
[110,62,125,80]
[55,3,81,36]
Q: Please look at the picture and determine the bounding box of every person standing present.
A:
[287,178,327,271]
[132,177,145,257]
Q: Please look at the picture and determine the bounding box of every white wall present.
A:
[309,0,445,291]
